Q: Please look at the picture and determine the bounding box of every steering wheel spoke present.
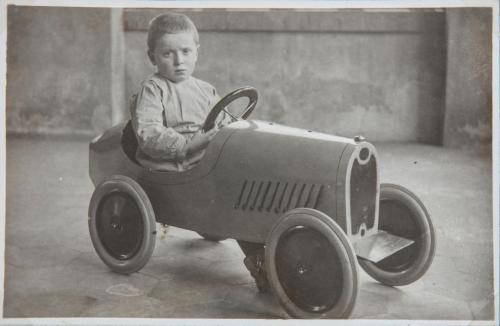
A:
[222,108,240,122]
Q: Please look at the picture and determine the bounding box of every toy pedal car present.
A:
[88,87,436,319]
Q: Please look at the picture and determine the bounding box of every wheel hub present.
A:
[297,263,311,275]
[110,215,123,232]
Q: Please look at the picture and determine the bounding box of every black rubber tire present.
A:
[89,175,156,274]
[358,183,436,286]
[197,232,227,242]
[265,208,359,319]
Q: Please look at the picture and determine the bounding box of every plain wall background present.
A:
[444,8,492,152]
[124,10,447,144]
[5,6,493,152]
[6,6,113,135]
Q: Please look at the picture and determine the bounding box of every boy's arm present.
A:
[131,81,187,161]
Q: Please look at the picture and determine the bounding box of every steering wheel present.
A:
[202,86,258,132]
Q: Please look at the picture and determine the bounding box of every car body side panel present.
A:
[141,121,350,243]
[89,120,355,243]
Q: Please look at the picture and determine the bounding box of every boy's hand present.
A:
[179,127,219,159]
[204,127,219,141]
[199,127,219,147]
[194,127,218,146]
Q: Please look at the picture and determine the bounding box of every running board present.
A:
[354,230,414,263]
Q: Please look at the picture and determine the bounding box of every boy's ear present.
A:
[147,50,156,66]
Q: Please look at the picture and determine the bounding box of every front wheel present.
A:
[265,208,359,319]
[358,183,436,286]
[88,175,157,274]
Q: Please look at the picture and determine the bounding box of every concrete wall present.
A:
[124,9,447,143]
[443,8,492,153]
[5,7,493,151]
[6,6,113,135]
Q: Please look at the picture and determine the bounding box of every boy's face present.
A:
[148,32,199,83]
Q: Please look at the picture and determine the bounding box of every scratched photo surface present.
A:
[3,3,496,323]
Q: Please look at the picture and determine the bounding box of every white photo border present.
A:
[0,0,497,325]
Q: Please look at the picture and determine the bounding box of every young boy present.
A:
[131,12,269,292]
[131,12,227,172]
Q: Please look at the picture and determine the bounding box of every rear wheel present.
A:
[89,175,156,274]
[265,208,358,319]
[359,183,436,286]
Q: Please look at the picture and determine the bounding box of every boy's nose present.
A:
[174,53,184,65]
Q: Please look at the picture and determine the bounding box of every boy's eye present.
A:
[183,49,191,55]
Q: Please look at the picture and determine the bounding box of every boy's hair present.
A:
[147,13,199,51]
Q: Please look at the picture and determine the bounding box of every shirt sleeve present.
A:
[131,80,187,161]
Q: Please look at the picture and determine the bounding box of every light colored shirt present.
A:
[130,73,227,171]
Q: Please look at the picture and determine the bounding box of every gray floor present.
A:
[3,136,495,321]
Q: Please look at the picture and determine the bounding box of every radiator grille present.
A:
[234,180,323,213]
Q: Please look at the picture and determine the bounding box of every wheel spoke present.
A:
[222,108,239,121]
